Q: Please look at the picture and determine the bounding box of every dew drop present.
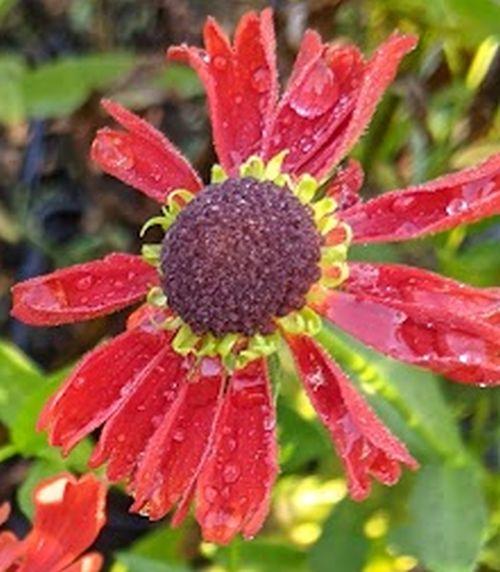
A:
[263,416,276,431]
[446,198,468,215]
[391,195,415,212]
[73,376,85,388]
[213,55,228,71]
[223,463,240,484]
[251,67,269,93]
[172,428,185,443]
[204,485,219,502]
[76,276,93,290]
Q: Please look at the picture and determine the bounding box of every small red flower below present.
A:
[0,473,106,572]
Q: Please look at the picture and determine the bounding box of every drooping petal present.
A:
[263,33,416,178]
[262,36,365,176]
[89,344,186,482]
[311,288,500,385]
[38,320,170,453]
[324,159,364,210]
[91,99,202,203]
[167,9,277,173]
[130,358,225,520]
[11,253,158,326]
[195,359,278,544]
[306,33,417,177]
[346,262,500,324]
[21,474,106,572]
[343,154,500,243]
[286,334,417,500]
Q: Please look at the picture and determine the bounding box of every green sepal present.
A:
[146,286,167,308]
[278,307,322,336]
[172,323,200,356]
[141,243,161,266]
[211,164,228,183]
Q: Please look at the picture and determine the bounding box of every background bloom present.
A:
[0,473,106,572]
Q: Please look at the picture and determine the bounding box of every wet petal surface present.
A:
[287,334,417,500]
[168,9,277,173]
[312,289,500,385]
[91,99,202,203]
[89,343,186,483]
[11,253,158,326]
[343,154,500,242]
[39,320,171,453]
[263,33,416,178]
[195,359,278,544]
[131,358,225,520]
[346,262,500,324]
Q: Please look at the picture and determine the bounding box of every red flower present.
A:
[11,9,500,544]
[0,473,105,571]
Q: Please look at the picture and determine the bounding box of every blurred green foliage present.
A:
[0,0,499,571]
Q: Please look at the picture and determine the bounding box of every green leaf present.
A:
[392,462,488,572]
[441,0,500,43]
[113,554,190,572]
[310,499,371,572]
[216,539,307,572]
[158,65,203,99]
[22,53,135,119]
[278,400,330,473]
[129,527,186,565]
[0,55,25,124]
[0,341,42,426]
[315,324,465,462]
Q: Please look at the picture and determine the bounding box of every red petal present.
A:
[286,334,417,500]
[130,358,225,520]
[343,154,500,243]
[263,33,415,178]
[305,33,417,178]
[89,344,186,483]
[346,262,500,324]
[167,9,277,173]
[262,35,365,176]
[91,99,202,203]
[324,159,364,210]
[39,322,170,453]
[0,532,22,572]
[63,553,103,572]
[195,359,278,544]
[11,253,158,326]
[22,473,105,572]
[312,289,500,385]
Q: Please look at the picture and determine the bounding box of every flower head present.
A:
[11,9,500,544]
[0,473,106,571]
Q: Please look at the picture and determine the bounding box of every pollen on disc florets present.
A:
[160,177,322,337]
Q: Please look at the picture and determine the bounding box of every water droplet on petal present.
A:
[391,195,415,212]
[446,198,468,215]
[73,376,85,388]
[251,67,270,93]
[223,463,240,484]
[204,486,219,502]
[76,276,93,290]
[289,61,339,118]
[172,428,185,442]
[213,55,228,71]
